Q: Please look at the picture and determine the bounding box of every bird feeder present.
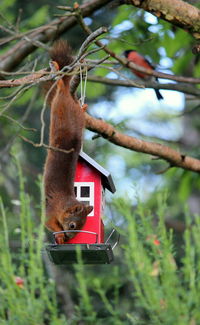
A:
[46,151,117,264]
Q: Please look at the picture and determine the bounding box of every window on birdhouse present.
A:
[81,186,90,197]
[74,182,94,216]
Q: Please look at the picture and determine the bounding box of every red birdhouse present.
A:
[46,152,116,264]
[67,151,115,245]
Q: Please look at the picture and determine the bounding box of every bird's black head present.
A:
[123,49,136,58]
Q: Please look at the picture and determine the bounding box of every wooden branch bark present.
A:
[0,0,113,72]
[124,0,200,39]
[1,70,199,97]
[87,75,200,97]
[86,61,200,84]
[0,69,48,87]
[85,113,200,173]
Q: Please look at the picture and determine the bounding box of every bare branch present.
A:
[87,75,200,97]
[71,26,108,66]
[0,88,40,156]
[69,26,108,96]
[1,67,200,97]
[19,135,74,154]
[0,0,113,72]
[74,4,200,87]
[123,0,200,40]
[70,55,110,96]
[0,84,33,117]
[1,114,37,132]
[85,113,200,173]
[0,69,48,88]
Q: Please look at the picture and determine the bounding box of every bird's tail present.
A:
[154,89,163,100]
[155,77,163,100]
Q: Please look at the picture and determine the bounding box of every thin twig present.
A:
[155,165,173,174]
[71,26,108,66]
[81,45,106,60]
[39,82,54,146]
[70,55,110,95]
[86,63,144,88]
[0,84,33,117]
[1,114,37,132]
[75,8,200,84]
[69,27,108,96]
[15,8,23,32]
[19,135,74,154]
[86,75,200,97]
[56,6,74,12]
[0,87,40,156]
[23,36,50,51]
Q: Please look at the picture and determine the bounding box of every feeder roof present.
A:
[79,151,116,193]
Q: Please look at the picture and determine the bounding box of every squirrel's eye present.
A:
[69,222,76,230]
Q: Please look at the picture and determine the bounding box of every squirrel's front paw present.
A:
[55,233,65,244]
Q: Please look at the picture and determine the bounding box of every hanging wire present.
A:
[82,67,88,105]
[80,64,83,106]
[79,64,88,108]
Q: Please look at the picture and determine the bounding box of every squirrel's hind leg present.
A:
[50,60,65,90]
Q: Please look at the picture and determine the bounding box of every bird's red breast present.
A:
[126,51,153,79]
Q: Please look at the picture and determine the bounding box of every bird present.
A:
[124,49,163,100]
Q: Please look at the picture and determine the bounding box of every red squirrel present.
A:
[44,40,93,244]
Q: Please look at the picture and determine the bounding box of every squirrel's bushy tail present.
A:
[43,40,74,103]
[50,40,74,72]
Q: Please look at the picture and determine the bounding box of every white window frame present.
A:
[74,182,94,216]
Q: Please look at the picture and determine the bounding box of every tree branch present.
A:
[124,0,200,39]
[0,0,113,72]
[69,26,108,96]
[85,113,200,173]
[0,69,48,88]
[19,135,74,154]
[1,69,200,97]
[73,3,200,92]
[87,75,200,97]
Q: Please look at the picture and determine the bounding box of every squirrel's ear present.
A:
[74,205,83,214]
[67,205,83,215]
[86,205,93,215]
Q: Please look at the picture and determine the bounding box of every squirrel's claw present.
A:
[82,103,88,112]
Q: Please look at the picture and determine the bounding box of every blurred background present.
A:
[1,0,200,324]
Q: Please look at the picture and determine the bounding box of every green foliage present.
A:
[113,195,200,324]
[74,247,97,323]
[1,2,200,324]
[178,172,192,202]
[0,0,16,21]
[111,5,132,27]
[70,192,200,324]
[1,0,16,11]
[86,82,106,99]
[1,161,200,324]
[26,6,49,28]
[0,159,66,325]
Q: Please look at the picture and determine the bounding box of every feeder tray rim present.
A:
[53,228,120,250]
[53,229,98,243]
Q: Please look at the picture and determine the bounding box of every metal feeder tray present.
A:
[46,229,119,265]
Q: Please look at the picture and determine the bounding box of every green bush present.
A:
[0,160,66,325]
[0,163,200,324]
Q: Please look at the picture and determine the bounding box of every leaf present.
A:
[86,82,106,99]
[178,172,192,201]
[27,5,49,28]
[1,0,16,11]
[111,5,132,27]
